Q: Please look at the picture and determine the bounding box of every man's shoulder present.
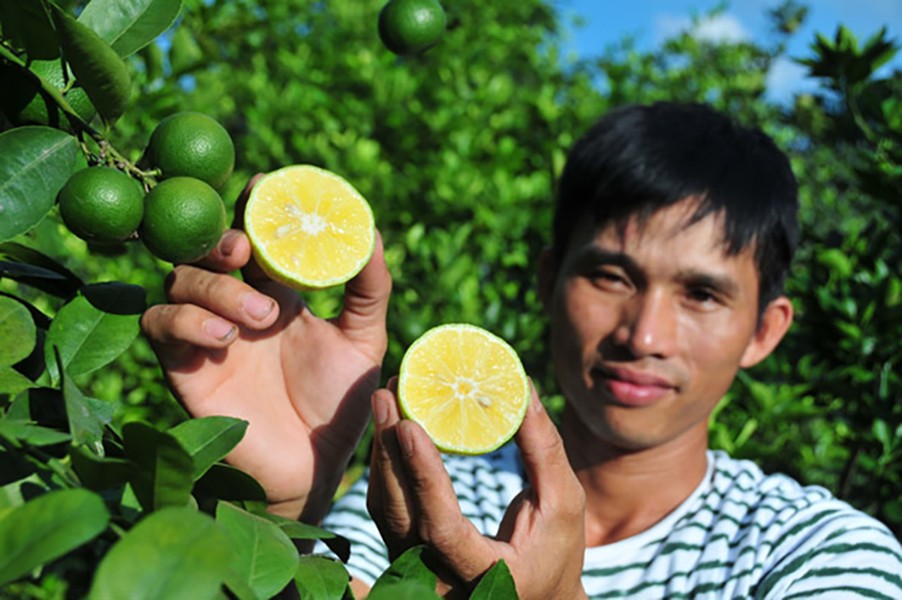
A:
[698,451,902,597]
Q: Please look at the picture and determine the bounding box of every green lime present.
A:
[57,167,144,244]
[145,112,235,190]
[0,60,96,128]
[140,177,226,263]
[378,0,446,55]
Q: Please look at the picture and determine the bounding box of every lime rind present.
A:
[245,165,376,291]
[398,323,530,455]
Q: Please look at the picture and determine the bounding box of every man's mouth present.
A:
[593,365,677,406]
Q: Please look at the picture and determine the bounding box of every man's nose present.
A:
[614,289,678,359]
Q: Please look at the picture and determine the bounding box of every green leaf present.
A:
[0,488,109,587]
[56,348,107,449]
[193,463,267,502]
[370,546,437,594]
[215,502,299,599]
[292,555,350,600]
[366,581,440,600]
[122,422,195,511]
[78,0,184,58]
[0,242,84,298]
[89,507,230,600]
[0,296,36,366]
[0,419,70,447]
[70,445,134,491]
[0,367,36,395]
[0,127,81,243]
[0,0,59,59]
[252,510,351,563]
[45,283,145,382]
[49,3,132,124]
[470,559,518,600]
[169,416,248,479]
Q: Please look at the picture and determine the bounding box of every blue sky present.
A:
[557,0,901,102]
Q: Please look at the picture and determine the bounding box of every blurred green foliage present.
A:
[4,0,900,544]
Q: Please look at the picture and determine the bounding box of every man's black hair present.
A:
[552,101,799,312]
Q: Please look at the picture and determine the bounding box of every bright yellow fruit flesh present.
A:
[398,324,530,455]
[245,165,375,290]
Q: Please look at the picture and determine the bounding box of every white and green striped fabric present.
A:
[316,447,902,598]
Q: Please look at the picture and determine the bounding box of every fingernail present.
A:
[219,230,241,257]
[397,422,415,457]
[373,394,388,426]
[204,318,237,342]
[242,293,274,320]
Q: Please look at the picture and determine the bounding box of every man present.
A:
[142,102,902,598]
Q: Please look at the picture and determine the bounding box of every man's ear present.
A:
[739,296,794,368]
[537,247,557,313]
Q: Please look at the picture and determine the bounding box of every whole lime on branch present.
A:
[378,0,447,55]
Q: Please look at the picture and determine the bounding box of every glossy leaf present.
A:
[45,283,144,382]
[0,127,81,242]
[255,511,351,563]
[0,296,35,366]
[49,4,131,124]
[215,502,299,599]
[0,489,109,587]
[70,445,133,491]
[292,555,350,600]
[0,419,70,447]
[193,463,267,502]
[369,545,436,594]
[471,560,518,599]
[0,0,59,59]
[169,416,248,479]
[122,422,194,511]
[78,0,183,58]
[89,507,230,600]
[0,367,36,395]
[0,242,83,298]
[56,348,108,449]
[366,581,440,600]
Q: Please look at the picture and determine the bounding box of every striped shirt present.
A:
[316,446,902,598]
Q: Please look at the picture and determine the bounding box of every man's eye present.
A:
[687,288,718,304]
[590,270,628,286]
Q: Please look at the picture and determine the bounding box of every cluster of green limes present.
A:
[56,112,234,264]
[378,0,446,55]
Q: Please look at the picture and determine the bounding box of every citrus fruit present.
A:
[140,177,226,263]
[57,167,144,243]
[244,165,376,290]
[378,0,446,55]
[145,112,235,190]
[398,324,530,455]
[0,60,96,128]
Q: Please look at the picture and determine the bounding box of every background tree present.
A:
[0,0,899,597]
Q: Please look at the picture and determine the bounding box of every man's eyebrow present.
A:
[574,247,637,270]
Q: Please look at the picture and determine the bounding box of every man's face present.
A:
[541,199,791,454]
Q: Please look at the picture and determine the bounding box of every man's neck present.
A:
[560,408,711,548]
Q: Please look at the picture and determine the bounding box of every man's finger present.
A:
[337,231,392,346]
[514,382,581,507]
[191,229,253,273]
[395,420,494,582]
[165,265,280,330]
[368,387,418,558]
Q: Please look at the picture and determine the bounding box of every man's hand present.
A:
[140,177,391,523]
[367,381,588,599]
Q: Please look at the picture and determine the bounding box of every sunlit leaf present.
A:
[0,489,109,587]
[78,0,184,57]
[0,127,81,242]
[89,507,230,600]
